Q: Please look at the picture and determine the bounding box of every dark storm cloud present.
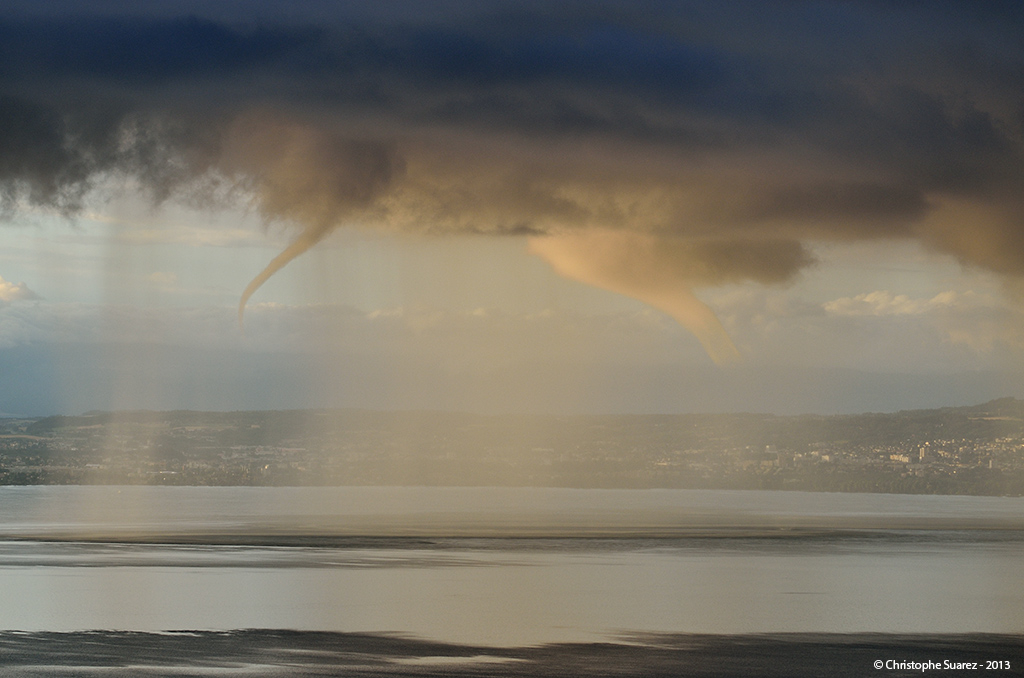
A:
[0,1,1023,351]
[0,94,227,213]
[0,17,313,84]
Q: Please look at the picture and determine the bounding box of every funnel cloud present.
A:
[1,2,1023,360]
[529,231,811,363]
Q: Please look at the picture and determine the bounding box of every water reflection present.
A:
[2,487,1023,646]
[2,538,1023,645]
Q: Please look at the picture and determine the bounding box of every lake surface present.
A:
[1,487,1023,646]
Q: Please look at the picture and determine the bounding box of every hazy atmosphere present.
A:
[2,0,1024,416]
[4,4,1024,676]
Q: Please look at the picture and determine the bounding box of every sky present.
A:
[1,0,1024,416]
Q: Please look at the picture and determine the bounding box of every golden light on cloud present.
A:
[0,3,1022,370]
[0,275,36,302]
[528,230,741,365]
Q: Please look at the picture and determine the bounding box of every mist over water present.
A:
[4,486,1024,538]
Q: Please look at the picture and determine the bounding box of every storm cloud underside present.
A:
[1,2,1023,360]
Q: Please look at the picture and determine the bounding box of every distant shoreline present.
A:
[4,400,1024,495]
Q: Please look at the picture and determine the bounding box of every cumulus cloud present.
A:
[797,287,1024,363]
[0,2,1023,358]
[825,290,962,317]
[0,275,37,302]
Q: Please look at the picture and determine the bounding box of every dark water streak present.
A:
[8,527,1024,548]
[1,630,1022,677]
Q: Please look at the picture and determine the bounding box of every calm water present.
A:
[1,487,1023,646]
